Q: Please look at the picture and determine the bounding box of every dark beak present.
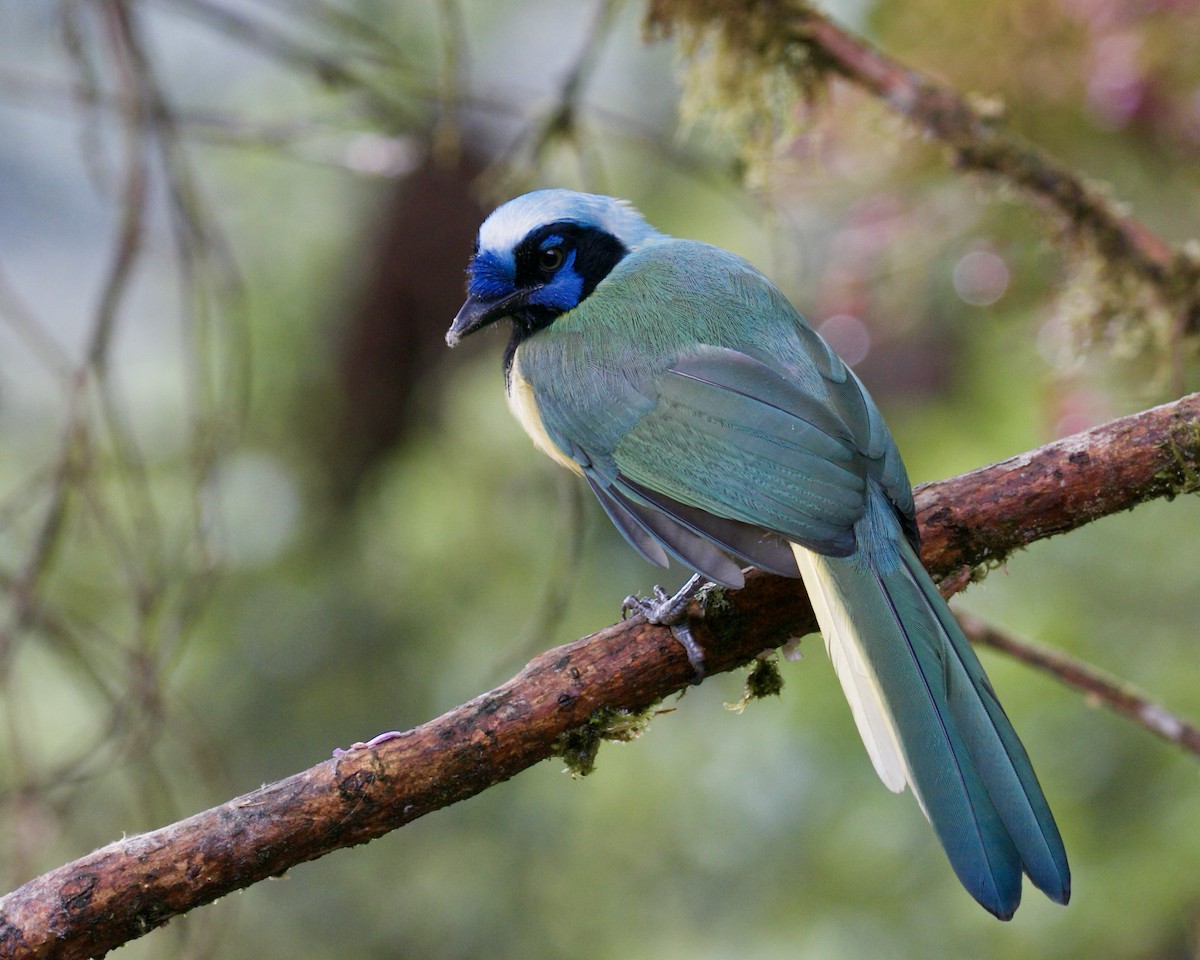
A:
[446,289,533,347]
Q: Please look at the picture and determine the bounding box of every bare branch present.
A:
[958,612,1200,758]
[88,0,151,372]
[1,0,241,892]
[0,267,74,382]
[156,0,423,120]
[1,392,1197,959]
[485,0,624,191]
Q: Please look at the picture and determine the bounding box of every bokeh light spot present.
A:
[206,451,301,568]
[952,250,1010,306]
[817,313,872,366]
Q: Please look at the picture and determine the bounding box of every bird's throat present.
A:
[505,347,583,476]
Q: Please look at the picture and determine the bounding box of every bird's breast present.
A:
[506,346,582,476]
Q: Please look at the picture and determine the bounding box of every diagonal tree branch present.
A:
[646,0,1200,336]
[0,393,1197,960]
[914,393,1200,581]
[958,612,1200,757]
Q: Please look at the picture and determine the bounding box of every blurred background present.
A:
[2,0,1200,957]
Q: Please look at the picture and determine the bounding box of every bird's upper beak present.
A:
[446,289,533,347]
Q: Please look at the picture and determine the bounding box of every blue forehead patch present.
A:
[467,249,514,300]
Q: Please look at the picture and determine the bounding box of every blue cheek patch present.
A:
[468,250,515,300]
[529,251,583,311]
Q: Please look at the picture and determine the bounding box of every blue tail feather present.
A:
[811,488,1070,918]
[896,540,1071,904]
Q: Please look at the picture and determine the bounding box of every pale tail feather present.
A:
[793,544,911,795]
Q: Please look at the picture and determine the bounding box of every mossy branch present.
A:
[646,0,1200,340]
[1,393,1197,960]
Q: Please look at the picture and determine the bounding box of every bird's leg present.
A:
[622,573,708,683]
[666,621,705,684]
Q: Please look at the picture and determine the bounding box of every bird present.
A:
[445,188,1069,919]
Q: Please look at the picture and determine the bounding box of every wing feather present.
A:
[611,348,869,555]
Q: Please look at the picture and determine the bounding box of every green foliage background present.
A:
[1,1,1199,958]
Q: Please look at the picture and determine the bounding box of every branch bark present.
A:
[1,393,1197,960]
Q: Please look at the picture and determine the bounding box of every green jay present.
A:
[446,189,1069,919]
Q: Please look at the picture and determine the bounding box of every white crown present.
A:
[477,190,663,258]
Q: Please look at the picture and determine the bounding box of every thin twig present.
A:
[485,0,624,190]
[958,612,1200,757]
[0,0,235,888]
[0,267,75,382]
[87,0,150,372]
[155,0,421,120]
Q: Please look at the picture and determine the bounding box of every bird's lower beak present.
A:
[446,290,529,346]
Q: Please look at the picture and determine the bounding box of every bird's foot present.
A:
[622,574,707,684]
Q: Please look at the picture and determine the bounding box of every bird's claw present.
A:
[621,574,707,684]
[622,573,704,626]
[622,585,682,624]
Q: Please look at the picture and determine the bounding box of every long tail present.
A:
[792,492,1070,919]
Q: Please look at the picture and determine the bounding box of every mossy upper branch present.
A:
[648,0,1200,336]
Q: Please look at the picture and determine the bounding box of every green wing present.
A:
[612,345,865,551]
[518,238,916,585]
[528,340,905,587]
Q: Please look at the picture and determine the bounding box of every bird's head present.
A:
[446,190,663,350]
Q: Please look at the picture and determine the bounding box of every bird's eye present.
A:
[539,246,565,272]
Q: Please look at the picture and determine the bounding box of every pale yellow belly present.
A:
[506,348,582,476]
